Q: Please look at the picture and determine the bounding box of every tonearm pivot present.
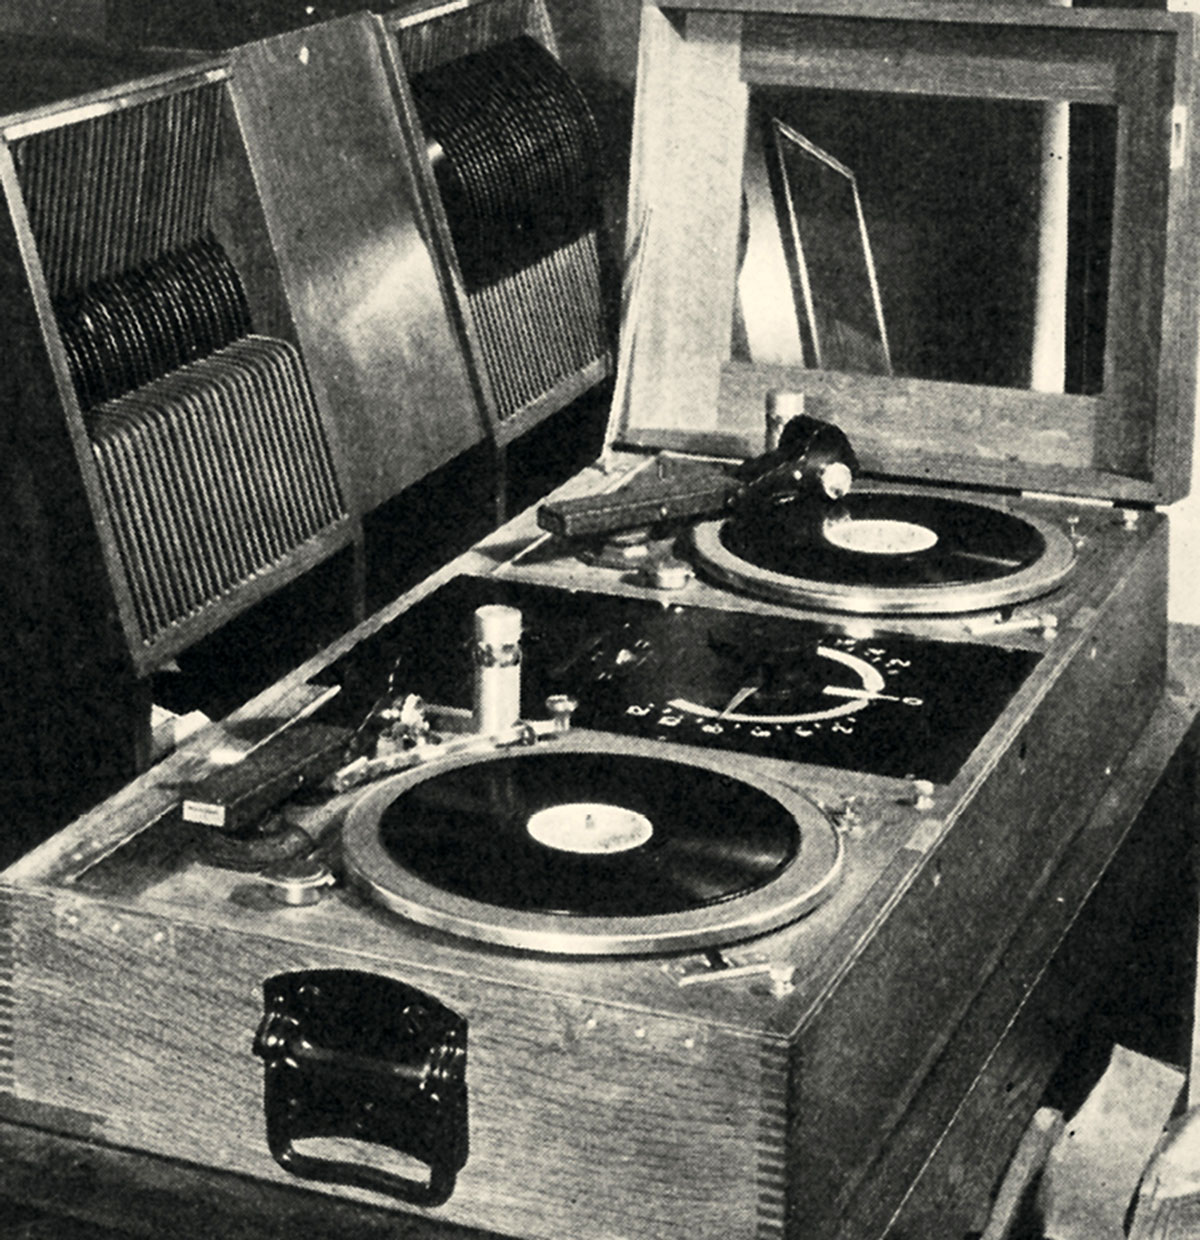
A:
[328,605,577,792]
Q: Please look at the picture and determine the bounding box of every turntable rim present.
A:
[690,487,1075,615]
[341,733,842,957]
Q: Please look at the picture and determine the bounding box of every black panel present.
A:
[317,576,1040,784]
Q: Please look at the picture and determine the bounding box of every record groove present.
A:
[343,734,842,956]
[691,486,1076,615]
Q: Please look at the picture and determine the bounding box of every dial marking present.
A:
[821,685,905,703]
[719,681,762,718]
[669,646,887,724]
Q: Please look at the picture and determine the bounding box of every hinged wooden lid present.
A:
[616,0,1200,504]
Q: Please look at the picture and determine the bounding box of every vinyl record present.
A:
[342,734,842,955]
[56,232,251,411]
[377,750,795,916]
[691,486,1076,615]
[409,34,603,291]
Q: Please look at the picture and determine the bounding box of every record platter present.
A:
[342,733,843,955]
[1,4,1199,1240]
[690,484,1078,614]
[533,414,1082,618]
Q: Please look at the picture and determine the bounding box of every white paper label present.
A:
[824,517,938,556]
[527,803,653,855]
[182,800,227,827]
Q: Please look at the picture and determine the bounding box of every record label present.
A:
[526,803,654,855]
[824,517,938,556]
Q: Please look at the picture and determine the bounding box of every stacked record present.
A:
[88,335,345,646]
[56,234,252,410]
[406,31,610,422]
[468,235,608,423]
[10,80,349,648]
[409,34,601,289]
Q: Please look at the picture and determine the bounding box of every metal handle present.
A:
[253,970,468,1207]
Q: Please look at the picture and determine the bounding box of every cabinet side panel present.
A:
[787,524,1168,1239]
[230,18,486,513]
[7,900,783,1240]
[0,155,145,841]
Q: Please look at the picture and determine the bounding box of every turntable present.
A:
[690,482,1079,614]
[2,4,1199,1240]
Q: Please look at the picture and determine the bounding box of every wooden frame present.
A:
[0,8,1196,1239]
[0,15,496,832]
[0,485,1179,1240]
[621,1,1200,504]
[0,60,361,677]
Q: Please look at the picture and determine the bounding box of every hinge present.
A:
[1173,105,1189,172]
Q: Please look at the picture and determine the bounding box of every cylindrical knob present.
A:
[474,603,521,649]
[261,855,336,906]
[545,694,578,732]
[906,779,936,812]
[642,557,693,591]
[473,605,522,735]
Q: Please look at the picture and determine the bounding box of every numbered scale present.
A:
[320,575,1038,784]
